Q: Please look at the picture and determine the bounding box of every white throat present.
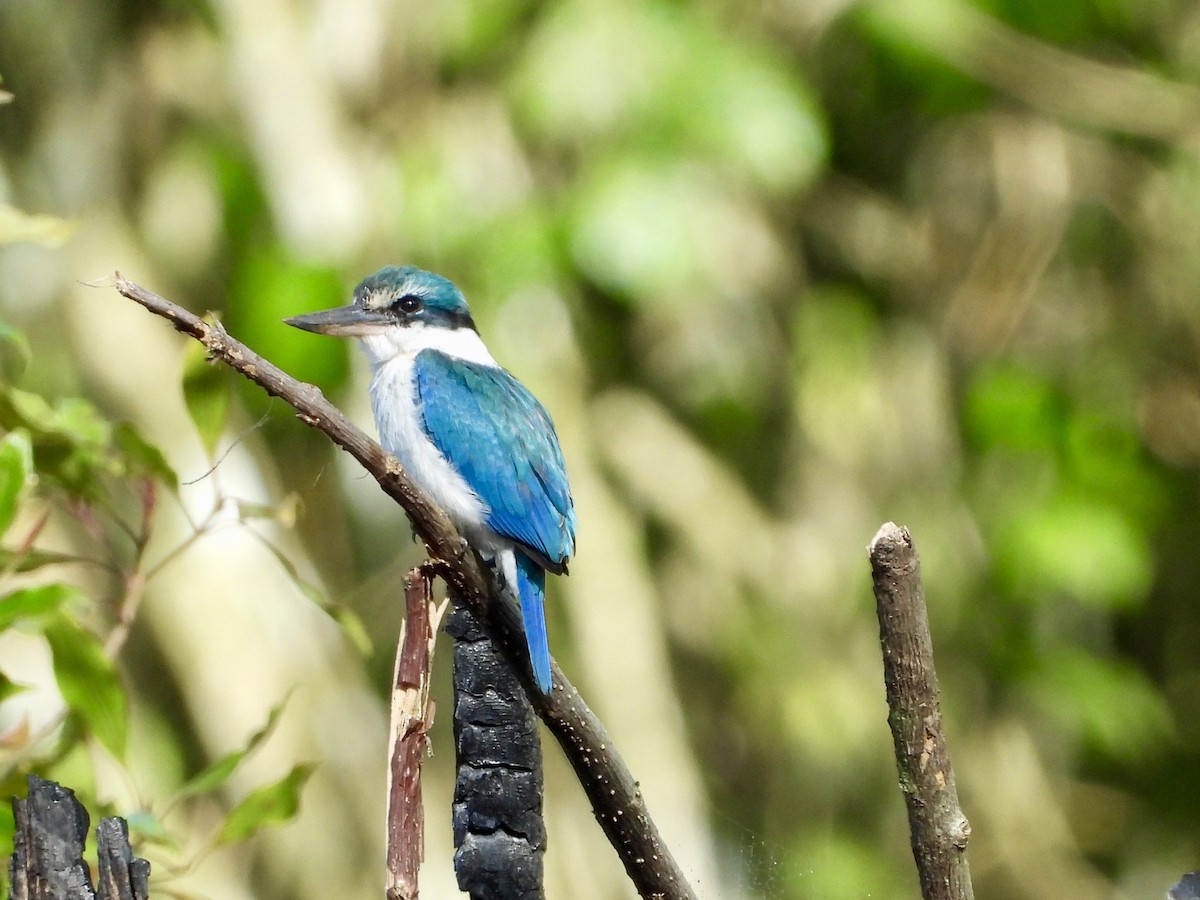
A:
[358,322,498,372]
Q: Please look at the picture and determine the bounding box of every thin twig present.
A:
[112,273,698,900]
[869,522,974,900]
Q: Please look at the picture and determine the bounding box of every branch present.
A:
[112,274,697,900]
[386,568,447,900]
[869,522,974,900]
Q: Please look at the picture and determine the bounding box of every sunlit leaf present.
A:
[43,615,127,760]
[0,204,75,248]
[0,583,81,630]
[1003,496,1153,609]
[174,701,289,802]
[215,763,316,846]
[182,339,231,458]
[0,429,32,536]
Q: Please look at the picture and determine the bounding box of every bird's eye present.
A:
[394,294,423,314]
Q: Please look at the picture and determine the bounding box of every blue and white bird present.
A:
[286,266,576,693]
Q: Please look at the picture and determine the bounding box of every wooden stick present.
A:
[386,568,446,900]
[869,522,974,900]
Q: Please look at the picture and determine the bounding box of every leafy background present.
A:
[2,0,1200,897]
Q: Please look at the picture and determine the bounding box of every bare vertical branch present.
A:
[869,522,974,900]
[386,569,447,900]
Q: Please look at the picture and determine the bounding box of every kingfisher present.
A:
[285,266,575,693]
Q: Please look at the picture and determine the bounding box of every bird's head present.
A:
[286,266,482,366]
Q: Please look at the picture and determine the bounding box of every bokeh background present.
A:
[2,0,1200,897]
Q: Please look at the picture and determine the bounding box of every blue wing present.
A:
[414,350,576,569]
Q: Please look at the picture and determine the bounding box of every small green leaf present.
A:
[0,669,30,703]
[251,535,370,654]
[114,424,178,490]
[43,614,127,759]
[236,493,299,527]
[0,429,32,536]
[0,583,80,630]
[216,763,316,846]
[174,701,289,802]
[0,547,83,573]
[182,340,231,458]
[0,323,31,382]
[0,389,116,499]
[124,810,179,850]
[325,603,373,657]
[255,535,325,607]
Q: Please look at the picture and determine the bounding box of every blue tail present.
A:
[514,552,552,693]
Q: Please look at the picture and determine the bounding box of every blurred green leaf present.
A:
[236,493,299,527]
[0,389,115,498]
[0,583,81,630]
[324,603,373,658]
[251,534,371,654]
[965,365,1063,453]
[44,615,127,760]
[215,763,315,846]
[0,204,75,248]
[511,3,825,192]
[0,547,84,573]
[0,669,29,704]
[0,429,32,536]
[1027,649,1174,762]
[0,800,12,883]
[0,323,31,383]
[1001,495,1153,609]
[114,424,178,491]
[123,810,179,850]
[174,702,288,802]
[227,250,346,390]
[182,339,231,458]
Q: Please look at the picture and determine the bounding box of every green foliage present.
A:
[181,338,232,458]
[3,1,1200,897]
[214,763,316,846]
[0,323,330,887]
[173,702,288,803]
[43,613,128,759]
[0,429,31,535]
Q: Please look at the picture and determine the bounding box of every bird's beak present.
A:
[284,304,392,337]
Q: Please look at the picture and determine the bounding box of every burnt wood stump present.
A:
[8,775,149,900]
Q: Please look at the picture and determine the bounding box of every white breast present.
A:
[368,353,490,536]
[362,324,500,542]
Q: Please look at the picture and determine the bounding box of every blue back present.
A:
[414,350,576,569]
